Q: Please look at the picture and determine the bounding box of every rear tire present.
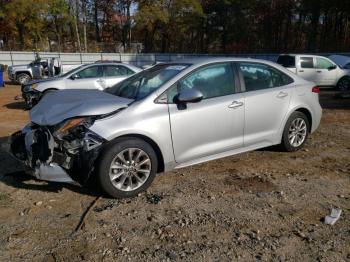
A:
[96,137,158,198]
[337,77,350,91]
[17,73,31,85]
[280,111,310,152]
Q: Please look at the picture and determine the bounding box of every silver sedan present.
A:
[21,62,142,108]
[11,58,322,198]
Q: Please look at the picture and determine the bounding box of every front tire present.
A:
[280,112,310,152]
[97,137,158,198]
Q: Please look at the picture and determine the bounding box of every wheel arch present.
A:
[109,134,165,173]
[279,106,313,143]
[294,107,312,132]
[15,71,32,78]
[42,88,59,93]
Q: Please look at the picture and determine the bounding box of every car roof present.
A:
[83,62,141,70]
[164,57,279,66]
[278,54,330,59]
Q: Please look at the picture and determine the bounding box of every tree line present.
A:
[0,0,349,53]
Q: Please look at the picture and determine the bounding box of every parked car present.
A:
[10,58,322,198]
[21,62,142,108]
[328,55,350,69]
[7,56,81,85]
[277,54,350,91]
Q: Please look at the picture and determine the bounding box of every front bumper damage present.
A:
[10,123,106,184]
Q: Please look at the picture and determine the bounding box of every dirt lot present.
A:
[0,82,349,262]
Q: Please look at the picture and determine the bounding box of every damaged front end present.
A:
[10,118,106,184]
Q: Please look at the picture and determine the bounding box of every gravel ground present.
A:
[0,82,349,262]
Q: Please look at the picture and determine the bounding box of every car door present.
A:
[297,56,319,84]
[103,65,135,88]
[66,65,105,90]
[315,57,338,86]
[166,62,244,164]
[237,62,294,146]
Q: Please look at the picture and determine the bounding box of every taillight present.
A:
[312,86,320,93]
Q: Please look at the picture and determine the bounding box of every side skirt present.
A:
[173,141,276,170]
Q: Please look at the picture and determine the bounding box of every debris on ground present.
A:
[324,208,342,225]
[146,193,163,204]
[93,199,116,213]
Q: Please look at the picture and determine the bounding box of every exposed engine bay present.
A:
[10,121,106,184]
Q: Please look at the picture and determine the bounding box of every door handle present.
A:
[299,70,304,72]
[316,70,322,73]
[228,101,244,109]
[277,91,288,98]
[96,79,105,84]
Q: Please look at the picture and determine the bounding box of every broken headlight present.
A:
[54,117,95,140]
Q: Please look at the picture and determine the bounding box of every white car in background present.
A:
[21,62,142,108]
[277,54,350,91]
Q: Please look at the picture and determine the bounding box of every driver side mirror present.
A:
[70,74,79,80]
[328,65,337,70]
[175,88,203,104]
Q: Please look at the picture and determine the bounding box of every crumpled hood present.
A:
[30,89,133,126]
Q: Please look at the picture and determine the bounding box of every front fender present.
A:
[89,105,175,169]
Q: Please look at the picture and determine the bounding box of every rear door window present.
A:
[239,63,293,92]
[76,66,102,78]
[300,57,314,69]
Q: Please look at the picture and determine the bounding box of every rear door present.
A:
[166,62,244,164]
[66,65,105,90]
[314,57,338,86]
[103,65,136,88]
[237,62,294,146]
[297,56,319,84]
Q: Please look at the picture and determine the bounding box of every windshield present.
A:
[61,65,86,78]
[107,64,190,100]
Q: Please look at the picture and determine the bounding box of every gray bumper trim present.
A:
[34,163,74,183]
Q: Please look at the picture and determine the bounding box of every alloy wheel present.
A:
[109,148,151,191]
[288,118,307,147]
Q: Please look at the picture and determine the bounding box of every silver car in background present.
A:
[11,58,322,198]
[21,62,142,108]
